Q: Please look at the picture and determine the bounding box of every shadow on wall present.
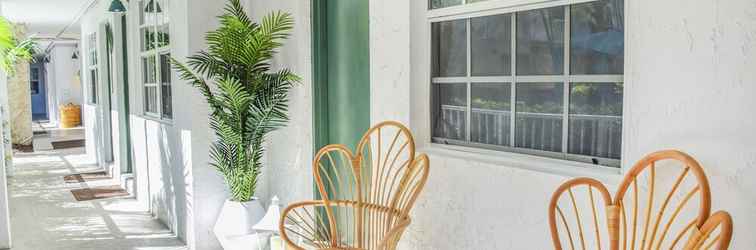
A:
[131,116,197,244]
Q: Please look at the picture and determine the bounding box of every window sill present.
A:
[137,113,174,126]
[419,143,623,184]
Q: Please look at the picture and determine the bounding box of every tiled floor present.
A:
[8,129,187,249]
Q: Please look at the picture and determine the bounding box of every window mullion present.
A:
[509,13,516,148]
[465,19,472,142]
[561,5,571,154]
[153,6,163,118]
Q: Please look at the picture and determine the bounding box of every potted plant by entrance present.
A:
[171,0,297,248]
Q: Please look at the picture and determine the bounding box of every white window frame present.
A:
[138,0,172,120]
[86,32,99,105]
[428,0,625,168]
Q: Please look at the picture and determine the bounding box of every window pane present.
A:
[568,83,622,159]
[89,69,98,104]
[89,34,97,66]
[432,83,467,141]
[156,0,170,48]
[138,1,145,25]
[432,20,467,77]
[142,56,156,84]
[161,84,172,119]
[143,0,157,25]
[471,83,511,146]
[144,86,158,114]
[516,7,565,75]
[515,83,563,152]
[430,0,462,9]
[30,81,39,95]
[471,14,511,76]
[157,24,170,48]
[157,0,169,23]
[141,27,155,51]
[160,53,172,119]
[31,68,39,81]
[571,0,624,74]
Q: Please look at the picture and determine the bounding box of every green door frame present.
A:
[117,14,133,174]
[312,0,329,153]
[107,14,133,174]
[312,0,371,151]
[311,0,371,200]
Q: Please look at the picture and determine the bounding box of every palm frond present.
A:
[0,16,36,75]
[170,1,298,202]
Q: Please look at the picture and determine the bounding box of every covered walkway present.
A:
[8,145,185,249]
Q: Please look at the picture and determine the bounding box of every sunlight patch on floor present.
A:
[8,148,187,250]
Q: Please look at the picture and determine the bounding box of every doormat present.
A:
[51,139,86,149]
[64,171,110,183]
[70,185,129,201]
[12,144,34,153]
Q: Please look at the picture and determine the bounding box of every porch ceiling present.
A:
[1,0,91,38]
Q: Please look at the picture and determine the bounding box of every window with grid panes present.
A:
[431,0,624,166]
[87,32,98,104]
[139,0,172,119]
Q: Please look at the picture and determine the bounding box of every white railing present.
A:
[435,105,622,159]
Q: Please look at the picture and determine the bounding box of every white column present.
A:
[0,2,13,248]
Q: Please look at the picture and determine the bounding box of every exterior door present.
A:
[30,62,48,121]
[313,0,371,152]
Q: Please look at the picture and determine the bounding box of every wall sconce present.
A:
[108,0,127,13]
[145,0,162,13]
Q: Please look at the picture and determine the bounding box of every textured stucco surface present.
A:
[621,0,756,248]
[370,0,411,126]
[244,0,315,209]
[8,25,32,146]
[75,0,756,249]
[402,0,756,249]
[0,70,11,248]
[80,1,227,249]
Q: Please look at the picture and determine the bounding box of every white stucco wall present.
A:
[46,43,83,125]
[370,0,411,126]
[0,69,12,249]
[621,0,756,248]
[77,0,756,249]
[243,0,314,212]
[402,0,756,249]
[0,4,12,247]
[248,0,756,249]
[80,1,228,249]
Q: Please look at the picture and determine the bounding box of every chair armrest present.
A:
[280,200,330,250]
[280,200,410,250]
[684,211,733,250]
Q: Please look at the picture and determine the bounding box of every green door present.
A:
[312,0,371,235]
[313,0,370,151]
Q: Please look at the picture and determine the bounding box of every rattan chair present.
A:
[280,121,430,250]
[549,150,733,250]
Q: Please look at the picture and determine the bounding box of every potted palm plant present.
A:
[171,0,298,248]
